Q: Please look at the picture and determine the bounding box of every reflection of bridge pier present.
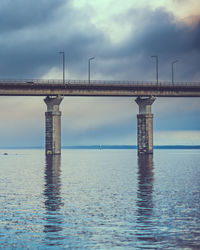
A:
[44,155,62,212]
[137,154,154,216]
[136,154,155,242]
[44,155,64,245]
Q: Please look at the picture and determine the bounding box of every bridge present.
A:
[1,79,200,155]
[0,79,200,97]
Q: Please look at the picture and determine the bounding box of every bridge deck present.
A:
[0,80,200,97]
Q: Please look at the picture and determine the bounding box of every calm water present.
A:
[0,149,200,249]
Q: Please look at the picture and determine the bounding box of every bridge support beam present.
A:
[135,96,156,155]
[44,96,63,155]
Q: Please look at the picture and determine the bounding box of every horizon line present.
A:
[0,145,200,150]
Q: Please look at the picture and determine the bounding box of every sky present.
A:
[0,0,200,147]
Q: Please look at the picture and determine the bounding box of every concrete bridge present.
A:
[1,79,200,155]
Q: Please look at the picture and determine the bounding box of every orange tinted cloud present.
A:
[169,0,200,26]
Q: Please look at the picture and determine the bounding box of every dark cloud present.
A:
[0,0,106,78]
[0,2,199,82]
[96,8,200,81]
[135,9,199,54]
[0,0,66,33]
[129,8,200,81]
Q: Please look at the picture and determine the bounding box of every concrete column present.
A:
[135,96,156,155]
[44,96,63,155]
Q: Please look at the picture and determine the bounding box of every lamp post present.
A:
[151,55,158,85]
[58,51,65,84]
[172,60,178,85]
[88,57,95,84]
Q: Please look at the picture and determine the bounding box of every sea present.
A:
[0,149,200,249]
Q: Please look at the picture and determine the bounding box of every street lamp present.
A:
[171,60,178,85]
[88,57,95,84]
[58,51,65,84]
[151,55,158,85]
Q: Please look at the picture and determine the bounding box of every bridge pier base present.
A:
[135,96,156,155]
[44,96,63,155]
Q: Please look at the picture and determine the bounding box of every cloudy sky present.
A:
[0,0,200,147]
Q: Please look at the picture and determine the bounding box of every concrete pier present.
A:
[44,96,63,155]
[135,96,156,155]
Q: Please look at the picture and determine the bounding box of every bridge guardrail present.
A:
[0,79,200,87]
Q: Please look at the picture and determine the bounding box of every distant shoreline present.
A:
[0,145,200,150]
[64,145,200,149]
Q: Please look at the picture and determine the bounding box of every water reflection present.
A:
[136,154,156,244]
[43,155,64,245]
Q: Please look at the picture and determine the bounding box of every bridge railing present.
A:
[0,79,200,87]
